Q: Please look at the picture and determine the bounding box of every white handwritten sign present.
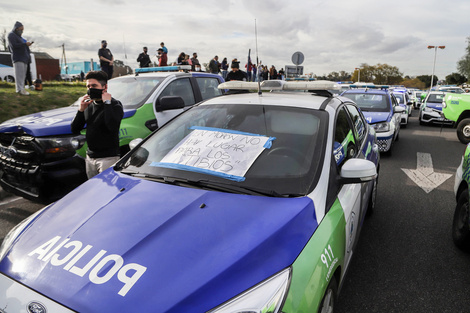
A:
[151,126,275,181]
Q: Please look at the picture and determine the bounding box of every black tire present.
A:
[319,277,338,313]
[453,189,470,251]
[457,118,470,144]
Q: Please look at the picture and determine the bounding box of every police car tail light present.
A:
[218,80,340,92]
[208,267,291,313]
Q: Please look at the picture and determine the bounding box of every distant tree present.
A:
[417,75,438,89]
[446,72,467,85]
[457,36,470,80]
[401,78,426,90]
[371,63,403,85]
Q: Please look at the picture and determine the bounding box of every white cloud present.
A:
[1,0,468,79]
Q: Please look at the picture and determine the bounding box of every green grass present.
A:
[0,81,86,123]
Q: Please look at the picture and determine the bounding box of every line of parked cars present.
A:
[1,72,470,312]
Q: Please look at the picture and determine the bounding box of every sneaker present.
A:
[30,85,35,90]
[19,90,30,96]
[25,85,29,89]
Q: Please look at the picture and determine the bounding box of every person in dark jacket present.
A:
[137,46,151,67]
[7,21,33,95]
[98,40,114,79]
[225,59,247,81]
[71,70,123,179]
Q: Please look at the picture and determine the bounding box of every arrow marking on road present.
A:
[401,152,452,193]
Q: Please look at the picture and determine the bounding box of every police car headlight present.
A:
[36,135,86,158]
[0,207,47,261]
[208,267,291,313]
[373,122,390,132]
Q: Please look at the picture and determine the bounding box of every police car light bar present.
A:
[218,80,340,91]
[135,65,192,74]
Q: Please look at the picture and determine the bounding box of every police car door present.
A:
[334,106,363,269]
[391,94,401,135]
[155,78,197,127]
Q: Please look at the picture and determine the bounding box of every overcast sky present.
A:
[1,0,469,80]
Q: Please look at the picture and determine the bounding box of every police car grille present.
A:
[0,134,40,171]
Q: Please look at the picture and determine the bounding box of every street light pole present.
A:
[355,67,360,82]
[427,45,445,91]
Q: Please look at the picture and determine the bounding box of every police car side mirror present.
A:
[394,106,405,113]
[340,159,377,184]
[157,96,185,112]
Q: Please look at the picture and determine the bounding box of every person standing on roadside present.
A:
[98,40,114,79]
[160,42,168,55]
[8,21,33,96]
[137,46,151,68]
[226,59,247,81]
[190,52,200,71]
[71,70,123,179]
[221,57,229,79]
[209,55,220,74]
[157,48,167,66]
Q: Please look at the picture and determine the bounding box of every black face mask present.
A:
[87,88,103,101]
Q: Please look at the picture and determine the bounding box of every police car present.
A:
[341,86,404,154]
[0,80,379,313]
[0,65,224,203]
[453,143,470,251]
[391,88,412,126]
[419,91,453,126]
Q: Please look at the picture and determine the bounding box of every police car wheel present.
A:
[456,118,470,144]
[319,277,337,313]
[452,189,470,251]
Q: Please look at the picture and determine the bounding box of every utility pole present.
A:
[60,43,67,74]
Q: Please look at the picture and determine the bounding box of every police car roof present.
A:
[201,91,339,111]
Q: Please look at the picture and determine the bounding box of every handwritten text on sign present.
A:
[152,127,275,181]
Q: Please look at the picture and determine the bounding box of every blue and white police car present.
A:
[341,86,404,154]
[0,80,379,313]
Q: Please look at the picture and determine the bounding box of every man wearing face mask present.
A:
[98,40,114,79]
[71,70,123,179]
[7,21,33,95]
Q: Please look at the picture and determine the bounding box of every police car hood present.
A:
[0,106,135,137]
[361,110,392,124]
[0,169,317,313]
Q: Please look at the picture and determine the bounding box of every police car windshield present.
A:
[118,103,328,197]
[426,93,445,103]
[342,92,389,112]
[71,76,163,109]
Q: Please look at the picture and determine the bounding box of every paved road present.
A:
[337,113,470,312]
[1,112,470,312]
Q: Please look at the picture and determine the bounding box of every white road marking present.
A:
[401,152,452,193]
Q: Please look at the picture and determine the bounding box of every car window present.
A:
[159,78,196,107]
[334,107,356,167]
[196,77,223,100]
[120,104,328,196]
[71,76,163,109]
[426,93,445,102]
[342,93,389,112]
[346,104,366,145]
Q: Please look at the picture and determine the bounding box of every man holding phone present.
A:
[7,21,33,95]
[71,70,123,178]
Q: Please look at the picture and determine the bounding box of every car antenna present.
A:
[255,19,261,96]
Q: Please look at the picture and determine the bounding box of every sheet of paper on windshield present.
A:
[152,127,275,181]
